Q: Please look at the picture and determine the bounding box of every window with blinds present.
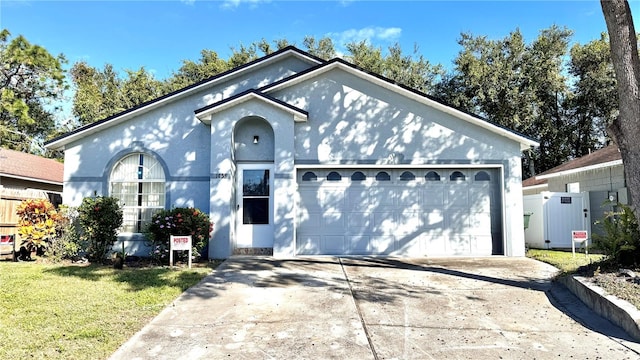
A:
[110,153,165,233]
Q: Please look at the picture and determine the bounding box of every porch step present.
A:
[233,247,273,256]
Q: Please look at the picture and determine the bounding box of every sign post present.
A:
[169,235,192,269]
[571,230,589,258]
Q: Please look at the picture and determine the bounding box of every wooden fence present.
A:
[0,187,49,256]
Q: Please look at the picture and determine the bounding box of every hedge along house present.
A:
[45,47,538,259]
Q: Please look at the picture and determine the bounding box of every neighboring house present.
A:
[522,144,627,239]
[0,148,64,195]
[45,46,537,259]
[522,175,548,196]
[0,148,64,240]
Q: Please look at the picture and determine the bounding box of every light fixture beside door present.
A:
[253,135,259,144]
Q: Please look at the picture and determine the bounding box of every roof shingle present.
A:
[0,148,63,184]
[522,145,622,188]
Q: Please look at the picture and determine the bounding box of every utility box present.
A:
[523,192,591,249]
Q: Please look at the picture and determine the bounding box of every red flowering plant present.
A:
[144,207,213,264]
[16,198,65,255]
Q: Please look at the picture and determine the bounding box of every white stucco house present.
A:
[45,46,538,259]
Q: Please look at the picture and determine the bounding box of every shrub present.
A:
[78,196,123,263]
[16,198,64,255]
[145,207,213,264]
[593,203,640,266]
[45,206,85,262]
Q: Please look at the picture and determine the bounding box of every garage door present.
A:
[295,168,502,256]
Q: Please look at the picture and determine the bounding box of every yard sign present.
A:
[169,235,192,268]
[571,230,589,258]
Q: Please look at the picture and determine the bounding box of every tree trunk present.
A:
[601,0,640,220]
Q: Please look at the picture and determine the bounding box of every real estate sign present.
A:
[170,235,192,268]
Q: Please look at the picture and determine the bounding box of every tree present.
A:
[227,43,260,69]
[434,27,574,177]
[119,67,162,109]
[71,62,162,125]
[0,29,66,152]
[166,50,229,91]
[566,34,617,157]
[383,43,443,93]
[346,40,385,75]
[303,36,336,60]
[71,62,122,125]
[600,0,640,222]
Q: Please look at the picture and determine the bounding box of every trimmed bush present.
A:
[78,196,123,263]
[145,207,213,264]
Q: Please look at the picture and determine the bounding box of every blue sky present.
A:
[3,0,636,82]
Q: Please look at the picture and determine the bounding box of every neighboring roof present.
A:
[0,148,64,185]
[44,46,324,150]
[536,145,622,180]
[522,176,548,189]
[260,58,539,151]
[195,89,308,123]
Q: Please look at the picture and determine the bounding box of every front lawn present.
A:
[0,261,216,359]
[527,249,640,310]
[526,248,605,275]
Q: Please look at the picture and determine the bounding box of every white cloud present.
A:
[180,0,196,5]
[221,0,270,10]
[329,26,402,45]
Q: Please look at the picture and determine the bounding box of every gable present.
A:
[264,65,532,163]
[263,59,538,152]
[45,47,323,150]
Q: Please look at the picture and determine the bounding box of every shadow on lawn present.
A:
[44,263,213,292]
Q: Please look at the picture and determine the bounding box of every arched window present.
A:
[399,171,416,181]
[351,171,366,181]
[302,171,317,181]
[110,153,165,233]
[425,171,441,181]
[474,171,491,181]
[449,171,466,181]
[327,171,342,181]
[375,171,391,181]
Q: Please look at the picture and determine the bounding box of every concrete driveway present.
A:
[110,257,640,359]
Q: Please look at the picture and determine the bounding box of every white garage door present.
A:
[295,168,502,256]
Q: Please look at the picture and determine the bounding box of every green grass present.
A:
[0,261,217,360]
[526,248,606,275]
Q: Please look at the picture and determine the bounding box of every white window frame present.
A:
[110,153,166,233]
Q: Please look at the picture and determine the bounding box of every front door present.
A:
[236,164,274,248]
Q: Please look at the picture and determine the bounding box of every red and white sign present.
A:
[169,235,193,268]
[572,230,589,257]
[171,235,192,251]
[571,230,588,242]
[0,235,15,245]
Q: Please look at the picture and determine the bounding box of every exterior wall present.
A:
[60,56,316,257]
[523,185,548,196]
[273,71,519,163]
[59,57,532,258]
[271,68,526,256]
[62,55,315,206]
[0,176,62,193]
[546,165,625,193]
[207,100,297,258]
[538,165,626,238]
